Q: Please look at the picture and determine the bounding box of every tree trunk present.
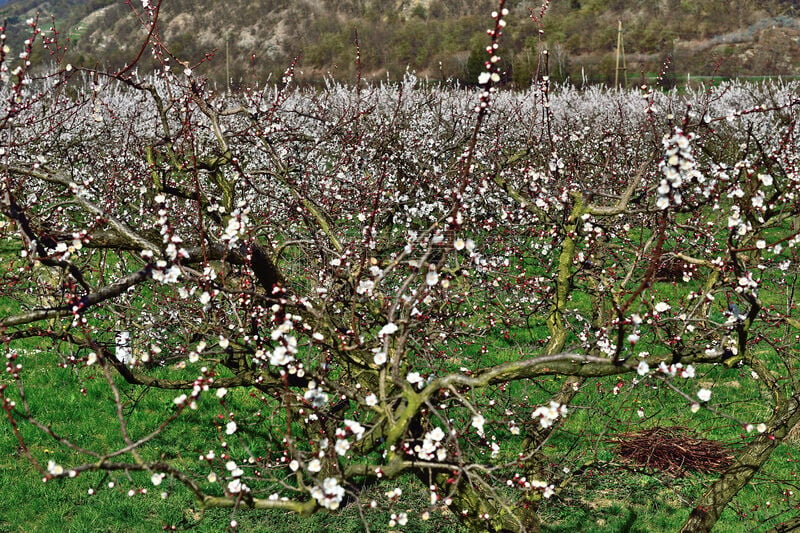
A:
[680,393,800,533]
[425,471,542,533]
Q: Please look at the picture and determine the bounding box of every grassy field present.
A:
[3,348,799,532]
[2,277,799,532]
[2,223,799,533]
[0,352,466,532]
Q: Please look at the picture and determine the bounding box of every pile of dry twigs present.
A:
[609,426,735,477]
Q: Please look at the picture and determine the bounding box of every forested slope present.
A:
[1,0,798,85]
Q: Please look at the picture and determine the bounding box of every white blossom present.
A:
[654,301,671,313]
[657,129,703,209]
[697,388,712,402]
[311,477,346,510]
[269,345,295,366]
[531,479,555,498]
[335,438,350,456]
[357,279,375,295]
[379,322,399,337]
[406,372,424,388]
[47,460,64,476]
[344,419,366,440]
[227,479,245,494]
[428,427,445,442]
[532,401,568,428]
[471,414,486,436]
[426,269,439,286]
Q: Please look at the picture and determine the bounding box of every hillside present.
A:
[1,0,799,86]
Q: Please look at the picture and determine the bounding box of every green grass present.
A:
[3,323,800,532]
[7,346,799,532]
[0,346,468,532]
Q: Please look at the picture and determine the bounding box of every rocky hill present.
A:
[1,0,798,86]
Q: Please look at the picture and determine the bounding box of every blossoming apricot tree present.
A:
[1,3,800,532]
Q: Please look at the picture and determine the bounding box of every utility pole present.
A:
[226,37,231,93]
[614,20,627,89]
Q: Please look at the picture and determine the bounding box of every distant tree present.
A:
[463,40,487,85]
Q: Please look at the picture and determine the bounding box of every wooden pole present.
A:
[615,20,627,88]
